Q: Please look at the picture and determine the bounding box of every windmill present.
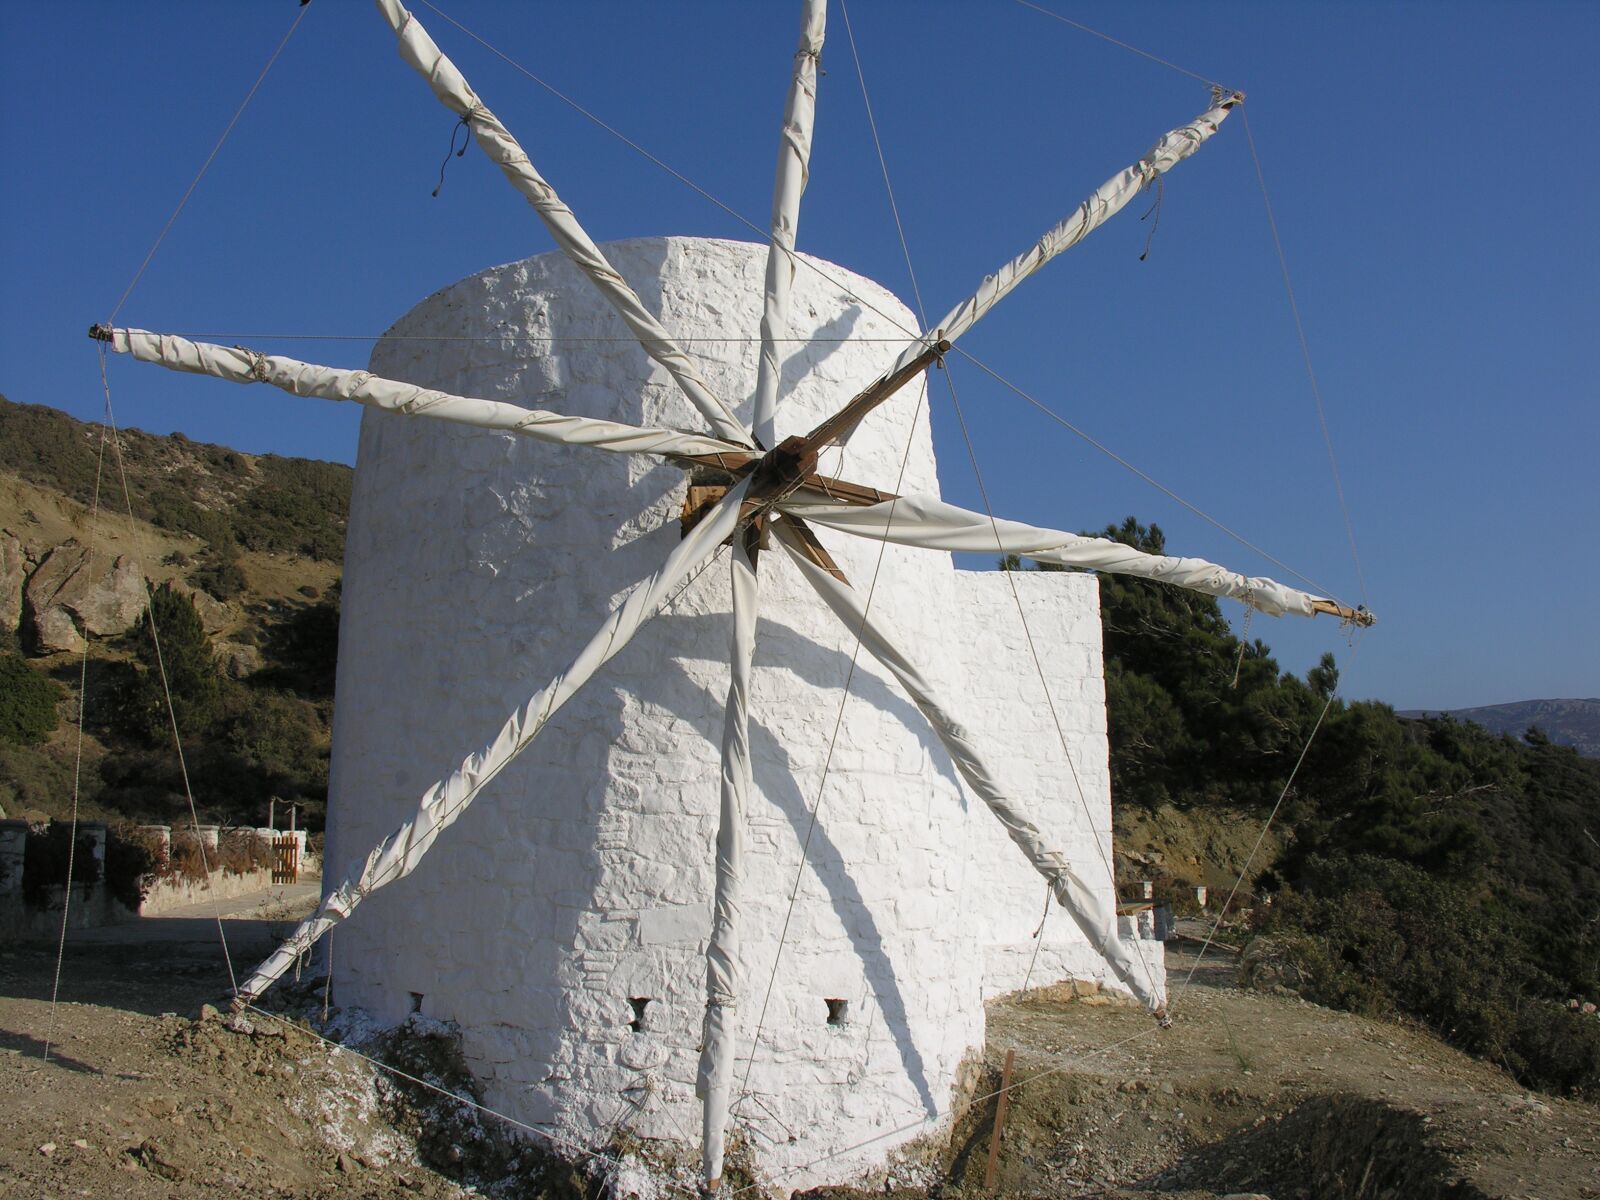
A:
[89,1,1371,1190]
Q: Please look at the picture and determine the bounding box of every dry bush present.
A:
[167,831,211,882]
[104,821,167,910]
[218,827,272,875]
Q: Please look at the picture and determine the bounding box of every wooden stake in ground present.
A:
[984,1048,1017,1189]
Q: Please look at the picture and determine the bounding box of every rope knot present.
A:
[236,347,271,382]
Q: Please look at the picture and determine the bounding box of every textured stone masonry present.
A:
[322,239,1161,1188]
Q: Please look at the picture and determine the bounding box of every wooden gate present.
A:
[272,834,299,885]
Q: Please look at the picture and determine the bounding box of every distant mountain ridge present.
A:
[1399,698,1600,758]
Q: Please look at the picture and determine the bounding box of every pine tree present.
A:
[126,583,221,745]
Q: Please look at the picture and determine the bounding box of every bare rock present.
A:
[168,579,232,635]
[0,531,25,634]
[23,540,147,651]
[220,643,262,678]
[31,605,86,654]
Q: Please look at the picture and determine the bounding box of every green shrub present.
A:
[20,822,100,907]
[1254,856,1599,1097]
[104,821,164,910]
[191,549,248,600]
[1510,1003,1600,1097]
[144,485,233,548]
[122,583,221,744]
[0,743,83,816]
[999,516,1600,1098]
[96,749,190,820]
[0,652,65,745]
[233,455,350,560]
[258,595,340,697]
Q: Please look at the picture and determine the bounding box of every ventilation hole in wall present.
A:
[409,992,424,1015]
[825,998,849,1026]
[628,997,653,1033]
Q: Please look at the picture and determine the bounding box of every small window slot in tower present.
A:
[409,991,424,1014]
[627,997,653,1033]
[825,998,848,1026]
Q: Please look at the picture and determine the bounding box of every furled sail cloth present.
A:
[374,0,750,447]
[698,536,760,1187]
[783,494,1325,618]
[776,521,1167,1014]
[235,482,751,1002]
[752,0,827,450]
[99,329,748,462]
[917,93,1237,354]
[839,93,1238,429]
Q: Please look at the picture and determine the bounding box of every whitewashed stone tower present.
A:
[323,238,1158,1187]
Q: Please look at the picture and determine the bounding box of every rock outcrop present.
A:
[221,642,262,678]
[0,531,25,635]
[169,580,232,636]
[22,540,147,653]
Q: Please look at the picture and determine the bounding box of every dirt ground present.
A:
[2,902,1597,1200]
[944,943,1599,1199]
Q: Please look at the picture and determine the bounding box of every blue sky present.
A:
[2,1,1595,712]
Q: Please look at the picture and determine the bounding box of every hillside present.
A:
[0,395,348,831]
[1399,698,1600,758]
[0,395,349,564]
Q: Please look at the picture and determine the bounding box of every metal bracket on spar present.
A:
[1310,599,1375,627]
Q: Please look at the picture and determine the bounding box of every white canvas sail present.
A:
[835,93,1240,437]
[697,536,760,1188]
[100,328,749,462]
[374,0,751,446]
[784,493,1329,618]
[752,0,827,449]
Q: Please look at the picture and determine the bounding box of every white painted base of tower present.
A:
[322,237,1161,1189]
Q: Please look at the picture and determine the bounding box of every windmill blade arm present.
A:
[874,93,1240,383]
[752,0,827,449]
[235,480,751,1003]
[373,0,751,447]
[95,327,749,462]
[782,494,1365,622]
[772,521,1166,1015]
[697,530,760,1189]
